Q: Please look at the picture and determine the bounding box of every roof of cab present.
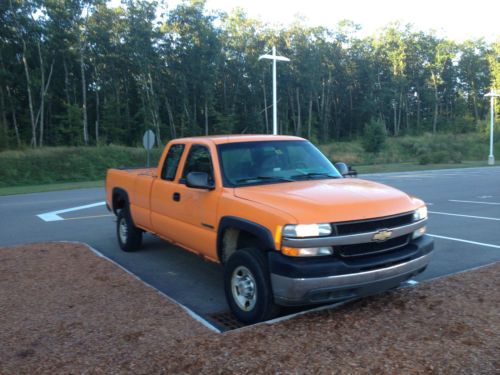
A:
[171,134,305,145]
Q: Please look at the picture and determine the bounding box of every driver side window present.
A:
[181,145,214,184]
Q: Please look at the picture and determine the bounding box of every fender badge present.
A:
[372,229,393,242]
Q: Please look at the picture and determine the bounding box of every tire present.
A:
[224,248,279,324]
[116,207,142,252]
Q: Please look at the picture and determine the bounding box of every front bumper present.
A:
[269,235,434,306]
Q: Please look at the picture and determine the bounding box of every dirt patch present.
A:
[0,243,498,374]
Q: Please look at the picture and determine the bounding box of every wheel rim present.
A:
[119,217,128,244]
[231,266,257,312]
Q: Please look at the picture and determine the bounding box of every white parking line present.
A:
[404,280,419,286]
[378,172,481,179]
[64,214,113,221]
[37,201,106,222]
[429,211,500,221]
[428,234,500,249]
[449,199,500,205]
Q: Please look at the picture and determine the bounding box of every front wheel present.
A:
[224,248,279,324]
[116,208,142,252]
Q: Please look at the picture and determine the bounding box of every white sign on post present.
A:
[143,130,155,150]
[143,130,155,167]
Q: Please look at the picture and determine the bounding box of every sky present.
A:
[165,0,500,42]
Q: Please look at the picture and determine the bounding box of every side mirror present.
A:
[186,172,214,190]
[334,162,349,176]
[334,162,358,178]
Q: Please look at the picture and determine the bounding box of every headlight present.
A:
[413,206,428,221]
[282,223,332,237]
[282,246,333,257]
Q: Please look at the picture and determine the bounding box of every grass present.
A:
[0,145,161,187]
[0,131,498,196]
[355,160,498,174]
[319,131,500,166]
[0,180,104,196]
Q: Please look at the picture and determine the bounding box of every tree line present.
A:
[1,0,499,150]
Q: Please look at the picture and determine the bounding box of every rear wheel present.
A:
[224,248,279,324]
[116,208,142,252]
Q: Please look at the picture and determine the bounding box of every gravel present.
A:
[0,242,498,374]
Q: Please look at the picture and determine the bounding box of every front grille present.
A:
[336,234,411,258]
[334,212,414,236]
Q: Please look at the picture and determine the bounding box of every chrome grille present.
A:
[336,234,411,258]
[333,212,414,236]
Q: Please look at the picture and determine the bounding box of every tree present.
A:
[362,118,387,153]
[488,40,500,118]
[458,40,491,125]
[0,0,496,149]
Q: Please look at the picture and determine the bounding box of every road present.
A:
[1,166,499,330]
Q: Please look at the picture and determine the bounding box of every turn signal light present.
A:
[282,246,333,257]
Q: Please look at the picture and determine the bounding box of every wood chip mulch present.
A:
[0,242,498,374]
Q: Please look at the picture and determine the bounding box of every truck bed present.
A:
[106,167,157,230]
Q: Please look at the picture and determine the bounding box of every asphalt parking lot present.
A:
[1,166,499,331]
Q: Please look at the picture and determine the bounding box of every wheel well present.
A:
[220,228,266,264]
[112,189,128,214]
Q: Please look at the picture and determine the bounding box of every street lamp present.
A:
[259,46,290,135]
[485,89,499,165]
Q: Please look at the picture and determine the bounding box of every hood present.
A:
[234,178,420,223]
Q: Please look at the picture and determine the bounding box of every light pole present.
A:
[259,46,290,135]
[485,90,499,165]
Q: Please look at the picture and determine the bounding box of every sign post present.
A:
[143,130,155,168]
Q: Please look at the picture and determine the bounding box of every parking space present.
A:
[365,167,500,281]
[0,166,499,331]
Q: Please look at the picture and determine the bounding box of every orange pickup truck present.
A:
[106,135,433,323]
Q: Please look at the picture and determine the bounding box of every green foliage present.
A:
[410,137,463,165]
[0,146,162,187]
[1,131,498,187]
[362,119,387,153]
[322,132,499,167]
[0,0,497,149]
[0,122,8,151]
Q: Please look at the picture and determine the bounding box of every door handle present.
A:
[173,192,181,202]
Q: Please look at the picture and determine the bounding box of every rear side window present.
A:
[181,145,214,184]
[161,144,185,181]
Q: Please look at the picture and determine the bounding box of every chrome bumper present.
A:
[271,252,431,306]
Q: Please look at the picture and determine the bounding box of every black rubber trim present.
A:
[111,187,130,214]
[217,216,276,262]
[283,269,426,306]
[112,188,141,229]
[268,235,434,279]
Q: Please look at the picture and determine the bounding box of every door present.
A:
[165,144,221,260]
[150,143,186,239]
[152,144,221,260]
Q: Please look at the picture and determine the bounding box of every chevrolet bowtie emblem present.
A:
[372,229,393,242]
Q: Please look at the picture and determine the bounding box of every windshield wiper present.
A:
[290,172,341,180]
[236,176,294,183]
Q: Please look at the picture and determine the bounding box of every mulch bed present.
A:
[0,242,498,374]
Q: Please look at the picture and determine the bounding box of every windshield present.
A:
[218,140,342,187]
